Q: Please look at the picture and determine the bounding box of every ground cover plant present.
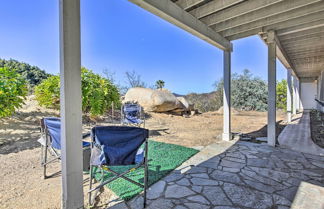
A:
[0,67,27,118]
[35,67,121,116]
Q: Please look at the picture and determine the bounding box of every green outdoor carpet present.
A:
[94,140,198,201]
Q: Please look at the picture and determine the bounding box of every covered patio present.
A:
[117,140,324,209]
[58,0,324,208]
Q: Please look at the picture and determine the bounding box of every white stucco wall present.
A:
[300,81,317,110]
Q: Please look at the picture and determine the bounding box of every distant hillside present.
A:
[185,91,222,113]
[0,59,51,88]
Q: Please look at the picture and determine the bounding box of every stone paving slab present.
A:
[108,140,324,209]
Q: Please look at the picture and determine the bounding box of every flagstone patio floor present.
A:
[109,140,324,209]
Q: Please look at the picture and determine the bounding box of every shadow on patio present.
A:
[107,140,324,209]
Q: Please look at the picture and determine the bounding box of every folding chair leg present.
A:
[40,144,44,166]
[89,166,105,207]
[143,140,149,208]
[88,165,93,206]
[43,144,48,179]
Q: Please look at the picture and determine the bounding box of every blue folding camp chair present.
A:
[121,102,145,127]
[88,126,149,207]
[39,117,91,179]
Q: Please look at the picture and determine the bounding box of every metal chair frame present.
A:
[121,102,145,127]
[88,128,149,208]
[40,118,90,179]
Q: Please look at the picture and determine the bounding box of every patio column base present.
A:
[222,132,232,141]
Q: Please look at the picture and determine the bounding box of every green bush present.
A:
[0,67,27,117]
[214,69,268,111]
[81,67,120,115]
[35,76,60,109]
[276,79,287,110]
[35,67,121,116]
[231,69,268,111]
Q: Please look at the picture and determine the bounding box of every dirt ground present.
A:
[0,96,286,209]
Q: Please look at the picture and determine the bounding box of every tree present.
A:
[0,58,50,89]
[231,69,268,111]
[0,67,27,118]
[35,67,121,116]
[214,69,268,111]
[276,79,287,110]
[125,70,147,88]
[155,80,165,89]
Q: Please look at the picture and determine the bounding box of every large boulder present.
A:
[177,97,194,111]
[124,87,191,113]
[123,87,155,111]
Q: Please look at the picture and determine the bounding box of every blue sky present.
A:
[0,0,286,95]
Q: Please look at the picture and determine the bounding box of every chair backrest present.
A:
[122,103,142,124]
[91,126,149,166]
[43,117,61,149]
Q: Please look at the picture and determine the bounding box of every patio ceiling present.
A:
[129,0,324,80]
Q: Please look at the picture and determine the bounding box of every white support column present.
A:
[292,76,297,115]
[320,71,324,100]
[318,72,322,100]
[222,48,232,141]
[297,79,301,111]
[287,69,292,123]
[59,0,84,208]
[267,31,277,146]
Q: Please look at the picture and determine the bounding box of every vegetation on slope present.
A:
[0,59,50,89]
